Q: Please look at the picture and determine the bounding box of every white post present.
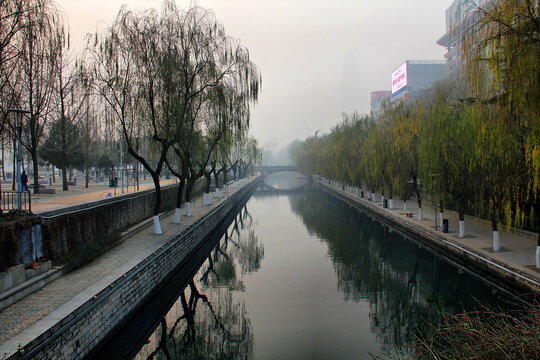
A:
[216,188,220,198]
[153,215,162,235]
[185,202,191,216]
[439,212,444,229]
[381,195,385,206]
[493,231,500,251]
[174,208,181,224]
[372,193,376,202]
[459,220,466,238]
[536,244,540,269]
[388,199,394,210]
[204,192,210,205]
[418,207,423,220]
[403,201,407,212]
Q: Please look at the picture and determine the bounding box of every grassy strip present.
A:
[373,304,539,359]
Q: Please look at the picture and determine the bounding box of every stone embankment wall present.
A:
[38,179,214,261]
[316,180,539,302]
[13,179,258,360]
[39,185,177,260]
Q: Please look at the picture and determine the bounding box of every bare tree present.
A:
[16,0,62,193]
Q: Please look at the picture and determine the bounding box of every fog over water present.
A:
[56,0,448,151]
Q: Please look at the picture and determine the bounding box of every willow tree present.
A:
[89,6,174,234]
[161,3,260,219]
[463,0,540,258]
[385,100,420,213]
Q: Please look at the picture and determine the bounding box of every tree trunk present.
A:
[185,179,194,203]
[152,174,161,216]
[213,170,220,190]
[32,152,39,193]
[61,164,68,191]
[176,177,185,209]
[85,152,89,189]
[1,137,5,180]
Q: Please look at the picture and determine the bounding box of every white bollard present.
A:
[204,193,210,205]
[174,208,181,224]
[439,212,444,229]
[403,201,407,212]
[381,195,385,206]
[185,202,191,216]
[493,231,500,251]
[372,193,376,202]
[418,207,423,220]
[153,215,162,235]
[459,220,466,238]
[388,199,394,210]
[535,245,540,269]
[216,188,220,198]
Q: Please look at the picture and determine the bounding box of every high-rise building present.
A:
[437,0,487,77]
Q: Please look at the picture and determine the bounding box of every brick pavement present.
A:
[28,178,177,213]
[0,180,247,354]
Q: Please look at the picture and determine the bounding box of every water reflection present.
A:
[288,189,511,350]
[133,205,263,360]
[97,187,516,359]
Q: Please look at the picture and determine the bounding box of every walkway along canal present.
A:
[0,178,258,360]
[316,178,540,302]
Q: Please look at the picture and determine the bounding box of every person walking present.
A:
[21,171,29,191]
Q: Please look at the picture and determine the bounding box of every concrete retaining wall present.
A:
[13,178,258,360]
[39,185,178,260]
[316,180,539,302]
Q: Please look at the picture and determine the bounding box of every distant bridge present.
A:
[255,165,297,177]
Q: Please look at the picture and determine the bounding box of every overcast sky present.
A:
[56,0,449,151]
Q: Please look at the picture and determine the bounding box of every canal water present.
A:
[94,178,514,360]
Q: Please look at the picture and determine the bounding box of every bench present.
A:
[39,188,56,194]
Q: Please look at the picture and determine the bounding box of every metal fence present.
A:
[0,191,32,212]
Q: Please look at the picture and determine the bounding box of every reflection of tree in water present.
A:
[134,205,263,360]
[289,190,507,350]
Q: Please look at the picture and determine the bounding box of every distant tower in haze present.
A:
[341,53,362,114]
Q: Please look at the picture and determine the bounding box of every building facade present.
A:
[391,60,447,101]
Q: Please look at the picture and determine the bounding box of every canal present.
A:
[92,176,514,359]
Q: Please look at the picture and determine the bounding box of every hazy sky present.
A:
[56,0,449,151]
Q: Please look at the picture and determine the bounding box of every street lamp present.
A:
[7,109,31,210]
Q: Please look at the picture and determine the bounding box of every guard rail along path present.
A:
[0,176,259,360]
[315,178,540,303]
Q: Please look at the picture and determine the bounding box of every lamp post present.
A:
[7,109,31,210]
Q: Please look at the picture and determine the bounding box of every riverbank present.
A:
[0,177,258,359]
[315,179,539,302]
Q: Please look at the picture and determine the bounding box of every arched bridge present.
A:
[255,165,297,177]
[254,165,309,192]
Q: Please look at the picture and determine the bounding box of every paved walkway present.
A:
[1,177,178,213]
[318,179,540,289]
[0,179,250,357]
